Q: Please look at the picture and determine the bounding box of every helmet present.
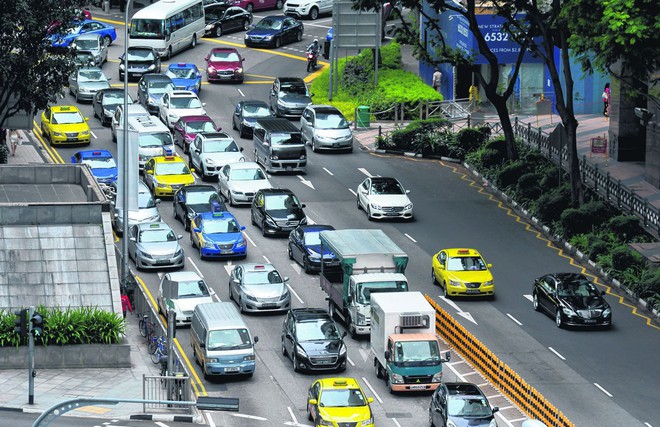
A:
[313,38,318,44]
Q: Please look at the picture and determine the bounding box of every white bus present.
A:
[129,0,205,59]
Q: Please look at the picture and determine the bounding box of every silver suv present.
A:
[300,105,353,152]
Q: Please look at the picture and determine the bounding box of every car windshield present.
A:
[138,191,157,208]
[167,67,196,79]
[171,96,202,109]
[139,132,172,148]
[271,133,302,146]
[186,190,215,204]
[185,121,215,133]
[280,83,307,96]
[319,389,366,408]
[176,280,209,298]
[255,18,282,30]
[315,113,349,129]
[296,319,340,341]
[230,167,266,181]
[130,19,164,38]
[103,92,131,105]
[52,111,84,124]
[207,328,252,350]
[127,49,156,61]
[139,229,177,243]
[210,51,240,62]
[304,231,321,245]
[155,161,189,175]
[148,80,174,94]
[558,279,601,298]
[75,38,99,49]
[243,269,283,285]
[205,8,227,21]
[358,281,407,304]
[78,70,106,82]
[82,157,116,169]
[204,139,238,153]
[242,104,270,118]
[447,256,486,272]
[264,194,301,210]
[370,179,405,194]
[202,218,241,233]
[392,340,441,365]
[447,397,492,418]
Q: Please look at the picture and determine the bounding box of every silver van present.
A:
[110,180,161,234]
[191,302,258,379]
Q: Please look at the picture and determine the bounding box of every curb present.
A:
[371,147,462,163]
[0,406,200,423]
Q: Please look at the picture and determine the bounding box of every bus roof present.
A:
[131,0,202,20]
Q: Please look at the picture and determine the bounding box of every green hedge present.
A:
[0,306,125,347]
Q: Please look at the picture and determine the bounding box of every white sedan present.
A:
[158,90,206,129]
[356,176,413,220]
[189,132,246,180]
[218,161,273,206]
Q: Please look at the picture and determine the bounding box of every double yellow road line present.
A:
[32,120,65,164]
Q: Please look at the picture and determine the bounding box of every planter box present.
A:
[0,342,130,369]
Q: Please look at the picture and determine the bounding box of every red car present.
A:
[173,115,219,154]
[205,48,245,83]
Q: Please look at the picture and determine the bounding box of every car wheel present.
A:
[533,292,540,311]
[429,410,435,427]
[246,3,253,13]
[276,0,283,9]
[261,220,267,237]
[348,317,357,339]
[311,138,318,152]
[328,300,335,319]
[432,268,438,285]
[292,352,298,372]
[307,407,313,421]
[274,37,281,48]
[308,6,318,20]
[288,245,293,260]
[303,257,312,274]
[228,192,236,207]
[356,197,362,210]
[374,358,383,378]
[173,206,179,220]
[386,373,393,393]
[93,108,98,119]
[238,297,245,313]
[232,118,237,130]
[104,35,112,46]
[228,283,234,301]
[242,20,250,31]
[281,339,287,356]
[251,211,256,225]
[75,90,80,103]
[555,309,564,328]
[214,25,223,37]
[188,156,194,170]
[296,30,303,42]
[165,46,172,60]
[185,218,191,232]
[190,234,196,248]
[443,281,450,298]
[239,125,247,138]
[191,34,197,49]
[367,206,374,221]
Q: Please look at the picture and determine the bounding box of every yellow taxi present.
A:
[40,105,91,146]
[307,378,375,427]
[143,151,195,197]
[432,248,494,298]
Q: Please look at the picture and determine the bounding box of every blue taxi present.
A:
[166,63,203,94]
[190,211,247,259]
[71,150,118,184]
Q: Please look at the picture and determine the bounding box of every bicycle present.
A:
[139,314,157,346]
[149,334,167,354]
[150,336,168,364]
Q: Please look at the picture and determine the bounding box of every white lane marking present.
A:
[346,356,355,366]
[286,283,304,304]
[323,167,333,175]
[360,377,383,404]
[244,231,257,247]
[461,371,478,376]
[287,406,298,425]
[290,262,302,275]
[188,257,203,278]
[404,233,417,243]
[594,383,613,397]
[477,383,488,387]
[506,313,523,326]
[155,422,169,427]
[348,188,357,196]
[548,347,566,360]
[523,294,533,302]
[263,255,270,264]
[392,418,402,427]
[508,417,529,423]
[297,175,315,189]
[306,216,316,225]
[157,272,163,279]
[223,260,234,276]
[447,361,465,366]
[439,296,477,325]
[91,130,97,139]
[231,413,268,421]
[237,89,245,97]
[644,423,653,427]
[358,167,372,177]
[496,411,516,427]
[486,394,502,399]
[498,405,514,410]
[283,423,312,427]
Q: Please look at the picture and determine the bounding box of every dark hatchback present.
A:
[251,188,306,236]
[244,15,303,48]
[137,74,175,115]
[232,100,273,138]
[429,382,499,427]
[119,46,162,82]
[532,272,612,328]
[92,88,133,126]
[173,184,227,231]
[281,308,347,373]
[287,225,339,274]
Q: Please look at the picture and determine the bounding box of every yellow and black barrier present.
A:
[425,294,574,427]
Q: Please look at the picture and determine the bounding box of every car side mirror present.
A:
[241,57,245,62]
[347,295,353,303]
[348,121,353,127]
[129,237,136,242]
[283,277,289,282]
[204,55,209,61]
[177,234,183,240]
[487,263,492,268]
[202,102,207,107]
[85,117,89,121]
[341,331,347,338]
[367,397,374,404]
[441,350,451,362]
[240,225,246,230]
[193,227,201,233]
[492,407,499,413]
[190,168,196,173]
[155,198,162,204]
[308,399,318,405]
[406,189,410,194]
[301,203,306,208]
[310,93,315,98]
[199,342,205,348]
[216,126,222,131]
[209,289,216,295]
[384,350,391,360]
[107,77,112,81]
[601,290,606,296]
[239,147,244,152]
[253,336,259,343]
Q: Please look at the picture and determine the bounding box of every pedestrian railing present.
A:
[143,374,192,412]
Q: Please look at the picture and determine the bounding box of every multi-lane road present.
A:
[33,8,660,427]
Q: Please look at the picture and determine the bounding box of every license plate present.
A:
[286,166,292,170]
[67,137,78,142]
[156,260,170,265]
[333,143,340,147]
[409,385,427,390]
[385,212,399,216]
[262,303,278,308]
[465,289,481,294]
[583,319,597,323]
[224,366,240,373]
[221,249,234,254]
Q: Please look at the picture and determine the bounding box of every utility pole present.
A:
[166,308,176,403]
[120,0,131,289]
[27,306,35,404]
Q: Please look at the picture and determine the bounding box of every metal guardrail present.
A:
[143,374,192,412]
[425,294,575,427]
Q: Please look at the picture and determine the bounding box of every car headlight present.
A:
[236,239,246,248]
[52,131,63,136]
[265,217,276,227]
[489,419,497,427]
[203,240,215,249]
[174,248,183,257]
[205,158,215,165]
[230,189,243,195]
[279,289,289,301]
[79,87,91,93]
[390,373,404,384]
[205,357,218,363]
[370,203,382,210]
[317,419,333,427]
[432,371,443,382]
[263,35,273,40]
[205,24,213,31]
[307,249,321,260]
[300,217,307,225]
[357,312,367,325]
[242,119,252,127]
[339,344,347,355]
[361,418,374,426]
[236,67,243,74]
[147,97,157,106]
[245,293,257,302]
[300,153,306,159]
[103,108,112,116]
[447,421,458,427]
[449,280,462,287]
[270,154,279,160]
[277,99,287,106]
[168,113,178,118]
[603,307,611,317]
[483,280,493,286]
[138,250,153,259]
[243,354,255,361]
[157,182,169,188]
[238,156,245,162]
[295,345,307,357]
[81,130,90,135]
[147,64,155,71]
[562,306,577,316]
[145,214,160,222]
[404,203,413,210]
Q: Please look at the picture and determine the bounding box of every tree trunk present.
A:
[491,98,518,160]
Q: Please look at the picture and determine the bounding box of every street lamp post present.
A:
[120,0,131,287]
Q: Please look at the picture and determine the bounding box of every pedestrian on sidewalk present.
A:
[602,83,610,117]
[121,292,133,319]
[432,68,442,93]
[8,129,20,156]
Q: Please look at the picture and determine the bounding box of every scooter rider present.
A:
[307,38,320,54]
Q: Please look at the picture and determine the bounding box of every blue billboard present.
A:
[474,14,544,64]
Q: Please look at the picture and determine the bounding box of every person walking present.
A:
[121,293,133,319]
[432,68,442,93]
[8,129,20,156]
[602,83,610,117]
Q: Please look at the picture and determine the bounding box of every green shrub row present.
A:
[0,306,125,347]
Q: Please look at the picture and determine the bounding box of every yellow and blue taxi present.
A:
[307,378,375,427]
[40,105,91,146]
[432,248,494,298]
[143,149,195,197]
[190,210,247,259]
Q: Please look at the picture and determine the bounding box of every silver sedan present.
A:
[68,67,111,103]
[217,162,273,206]
[128,222,185,270]
[228,263,291,313]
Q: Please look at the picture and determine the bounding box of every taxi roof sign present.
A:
[332,379,348,386]
[150,223,161,228]
[162,146,174,158]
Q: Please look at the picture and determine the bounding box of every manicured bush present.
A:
[539,165,561,192]
[560,201,612,238]
[610,245,645,272]
[480,147,506,169]
[607,215,646,241]
[516,172,543,201]
[535,183,572,223]
[340,59,372,96]
[495,160,529,189]
[589,240,611,259]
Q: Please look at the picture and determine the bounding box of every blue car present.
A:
[71,150,118,184]
[287,224,339,274]
[50,20,117,49]
[190,211,247,259]
[166,63,203,94]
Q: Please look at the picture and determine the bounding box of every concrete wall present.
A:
[0,342,130,369]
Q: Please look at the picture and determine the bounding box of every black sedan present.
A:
[204,4,253,37]
[137,74,175,115]
[532,273,612,328]
[232,100,273,138]
[244,15,303,48]
[429,382,498,427]
[251,188,306,237]
[119,46,161,82]
[288,225,339,274]
[173,184,227,231]
[92,89,134,126]
[281,308,347,372]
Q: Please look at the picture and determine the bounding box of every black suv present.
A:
[119,46,162,82]
[251,188,306,236]
[281,308,347,372]
[268,77,313,118]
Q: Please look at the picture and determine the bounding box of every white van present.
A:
[125,115,175,170]
[191,302,258,379]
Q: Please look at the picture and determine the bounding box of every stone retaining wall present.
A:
[0,343,130,369]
